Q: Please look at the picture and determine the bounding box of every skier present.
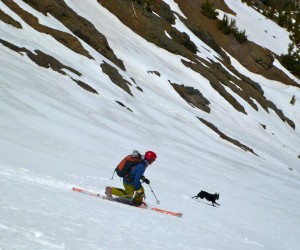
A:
[105,151,157,206]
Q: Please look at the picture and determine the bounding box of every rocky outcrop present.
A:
[171,83,211,113]
[6,0,125,70]
[101,62,133,96]
[0,38,97,94]
[198,117,258,155]
[0,9,22,28]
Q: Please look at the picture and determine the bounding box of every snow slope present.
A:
[221,0,293,56]
[0,0,300,249]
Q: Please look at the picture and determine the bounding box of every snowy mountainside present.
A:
[1,0,300,249]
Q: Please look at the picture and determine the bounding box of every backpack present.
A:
[113,150,142,179]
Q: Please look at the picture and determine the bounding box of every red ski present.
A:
[72,187,182,217]
[72,187,107,199]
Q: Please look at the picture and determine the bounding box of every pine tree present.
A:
[267,7,275,19]
[201,0,218,19]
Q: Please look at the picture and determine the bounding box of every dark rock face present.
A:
[171,83,211,113]
[101,62,133,96]
[9,0,126,70]
[0,39,97,94]
[198,117,258,156]
[96,0,296,128]
[0,8,22,28]
[1,0,297,129]
[2,0,92,59]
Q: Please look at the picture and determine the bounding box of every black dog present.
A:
[192,190,220,206]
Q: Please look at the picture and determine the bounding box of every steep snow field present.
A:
[222,0,294,56]
[0,0,300,249]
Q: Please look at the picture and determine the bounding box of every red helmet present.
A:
[145,151,157,161]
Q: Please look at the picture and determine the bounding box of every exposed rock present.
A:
[0,38,24,54]
[28,50,82,76]
[151,0,176,24]
[0,39,97,94]
[175,0,300,87]
[101,62,133,96]
[72,79,98,94]
[0,38,80,76]
[182,59,296,129]
[115,101,133,112]
[260,124,266,129]
[252,49,274,70]
[198,117,258,155]
[182,59,247,114]
[2,0,92,59]
[290,95,296,105]
[99,0,197,60]
[147,70,161,77]
[21,0,126,70]
[1,0,296,130]
[267,101,295,129]
[171,82,210,113]
[0,9,22,28]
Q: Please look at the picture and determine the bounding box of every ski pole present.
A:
[148,184,160,205]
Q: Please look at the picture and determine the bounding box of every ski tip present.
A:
[72,187,83,192]
[170,212,183,218]
[150,207,183,217]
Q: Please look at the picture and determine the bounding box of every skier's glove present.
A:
[141,176,150,185]
[135,189,145,198]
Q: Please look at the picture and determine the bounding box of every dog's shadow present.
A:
[194,199,220,208]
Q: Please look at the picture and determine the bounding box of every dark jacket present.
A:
[123,159,148,190]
